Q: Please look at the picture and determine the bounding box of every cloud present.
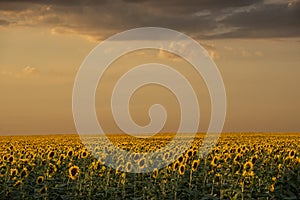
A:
[22,66,38,75]
[0,0,298,40]
[223,46,264,58]
[1,66,39,78]
[157,48,182,62]
[217,1,300,38]
[0,19,10,26]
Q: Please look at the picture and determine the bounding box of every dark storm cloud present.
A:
[217,1,300,38]
[0,0,299,39]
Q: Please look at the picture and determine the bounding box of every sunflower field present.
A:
[0,133,299,199]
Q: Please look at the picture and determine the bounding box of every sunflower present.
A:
[234,154,242,164]
[41,159,47,166]
[269,184,275,192]
[121,172,126,179]
[20,167,28,179]
[47,163,57,176]
[138,158,146,169]
[99,172,104,177]
[214,173,222,182]
[47,151,55,160]
[224,154,231,163]
[10,168,18,177]
[275,155,282,163]
[243,161,253,172]
[243,170,255,178]
[99,156,106,165]
[39,186,47,194]
[69,165,80,180]
[251,155,258,164]
[163,152,169,161]
[211,156,218,168]
[186,149,193,159]
[133,153,140,162]
[80,150,88,159]
[173,161,180,171]
[8,155,14,163]
[191,160,200,172]
[277,164,282,171]
[92,160,102,170]
[178,156,184,163]
[36,176,44,184]
[288,149,296,159]
[21,158,29,164]
[14,180,22,187]
[116,165,124,174]
[67,148,74,157]
[0,165,6,174]
[178,164,185,175]
[2,154,8,161]
[125,161,132,172]
[59,154,66,162]
[152,168,158,179]
[233,163,242,174]
[121,173,126,185]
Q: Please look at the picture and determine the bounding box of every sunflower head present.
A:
[234,154,242,164]
[8,155,14,163]
[192,160,200,172]
[0,165,7,177]
[2,155,8,161]
[20,167,28,179]
[80,150,88,159]
[243,161,253,172]
[178,156,184,163]
[173,161,180,171]
[178,164,185,175]
[138,158,146,169]
[163,152,169,161]
[251,155,258,164]
[121,173,126,185]
[288,150,296,159]
[36,176,44,184]
[270,184,275,192]
[116,164,124,174]
[186,149,193,159]
[59,154,66,162]
[10,168,18,177]
[47,151,55,160]
[14,180,22,187]
[211,156,218,168]
[39,186,47,194]
[67,148,74,157]
[125,162,132,172]
[152,168,159,179]
[121,172,126,179]
[69,165,80,180]
[48,163,57,176]
[133,153,140,161]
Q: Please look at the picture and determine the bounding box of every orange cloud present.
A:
[1,66,39,78]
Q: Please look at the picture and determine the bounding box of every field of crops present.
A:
[0,133,299,199]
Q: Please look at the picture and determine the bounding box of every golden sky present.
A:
[0,0,300,135]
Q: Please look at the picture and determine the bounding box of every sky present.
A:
[0,0,300,135]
